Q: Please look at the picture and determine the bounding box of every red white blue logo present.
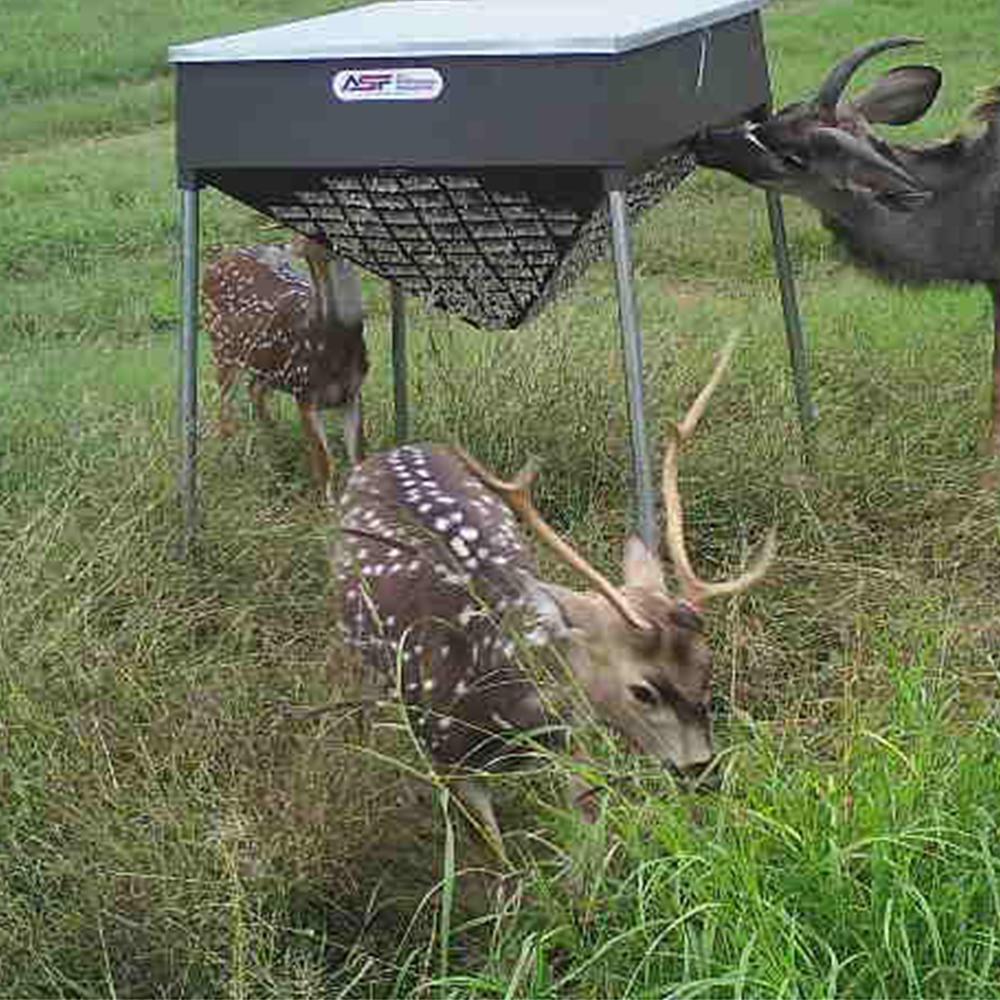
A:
[332,67,444,102]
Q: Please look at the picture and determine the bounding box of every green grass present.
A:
[462,684,1000,998]
[0,0,350,154]
[2,0,1000,995]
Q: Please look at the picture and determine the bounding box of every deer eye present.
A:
[781,151,808,170]
[629,684,659,707]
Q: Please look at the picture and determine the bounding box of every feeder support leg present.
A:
[179,180,201,555]
[391,281,409,443]
[765,190,817,450]
[606,174,657,551]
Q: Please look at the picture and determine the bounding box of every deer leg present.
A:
[298,400,334,504]
[354,668,380,745]
[990,285,1000,458]
[215,365,240,437]
[453,777,508,865]
[248,378,274,426]
[341,392,365,466]
[567,771,604,825]
[560,750,612,902]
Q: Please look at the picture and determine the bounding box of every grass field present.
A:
[2,0,1000,995]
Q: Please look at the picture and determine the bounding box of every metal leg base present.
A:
[606,176,657,551]
[765,190,817,458]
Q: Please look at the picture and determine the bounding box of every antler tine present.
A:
[675,332,740,440]
[662,333,776,605]
[455,447,651,632]
[690,526,777,601]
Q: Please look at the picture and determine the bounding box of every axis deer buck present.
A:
[694,37,1000,453]
[203,234,368,502]
[334,336,775,852]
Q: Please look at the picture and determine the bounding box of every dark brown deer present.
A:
[203,234,368,502]
[694,37,1000,452]
[333,336,774,852]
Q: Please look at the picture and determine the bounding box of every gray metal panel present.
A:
[169,0,768,62]
[609,15,768,170]
[175,13,768,172]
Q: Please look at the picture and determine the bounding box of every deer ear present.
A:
[518,575,572,644]
[622,535,665,591]
[851,65,941,125]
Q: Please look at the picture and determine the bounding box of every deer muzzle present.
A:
[692,125,788,185]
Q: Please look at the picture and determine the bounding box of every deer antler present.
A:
[455,448,651,632]
[662,333,777,606]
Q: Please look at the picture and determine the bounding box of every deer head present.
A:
[452,334,774,778]
[694,37,942,215]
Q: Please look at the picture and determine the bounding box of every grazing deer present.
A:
[694,37,1000,453]
[334,336,774,852]
[203,234,368,501]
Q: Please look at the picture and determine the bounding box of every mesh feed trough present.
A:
[206,153,694,329]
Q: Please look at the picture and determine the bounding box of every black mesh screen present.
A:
[204,147,694,329]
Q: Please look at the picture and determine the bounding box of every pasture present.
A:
[1,0,999,995]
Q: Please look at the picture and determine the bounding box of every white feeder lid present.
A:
[169,0,768,63]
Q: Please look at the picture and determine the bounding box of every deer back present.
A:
[203,248,309,369]
[336,444,564,771]
[203,246,367,404]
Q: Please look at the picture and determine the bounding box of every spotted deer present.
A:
[694,37,1000,453]
[203,234,368,501]
[334,336,774,851]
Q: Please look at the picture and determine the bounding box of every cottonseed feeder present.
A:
[169,0,813,550]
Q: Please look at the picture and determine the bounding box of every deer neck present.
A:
[304,256,333,330]
[533,581,622,689]
[305,256,363,335]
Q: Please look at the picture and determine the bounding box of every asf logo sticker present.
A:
[332,67,444,102]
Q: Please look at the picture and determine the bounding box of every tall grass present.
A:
[453,678,1000,999]
[2,0,1000,994]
